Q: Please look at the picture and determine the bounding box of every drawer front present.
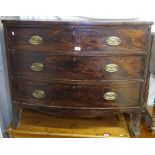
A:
[7,27,76,51]
[11,52,145,80]
[6,26,147,53]
[80,26,147,52]
[12,80,141,108]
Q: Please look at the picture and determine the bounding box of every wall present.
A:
[0,16,19,137]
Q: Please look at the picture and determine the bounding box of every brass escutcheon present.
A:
[104,64,119,73]
[32,90,45,99]
[30,63,44,72]
[29,35,43,45]
[103,92,118,101]
[106,36,121,46]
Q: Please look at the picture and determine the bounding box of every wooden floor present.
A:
[6,107,155,138]
[138,106,155,138]
[138,120,155,138]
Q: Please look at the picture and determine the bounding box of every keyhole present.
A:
[11,31,15,36]
[73,85,76,90]
[74,46,81,51]
[73,57,76,62]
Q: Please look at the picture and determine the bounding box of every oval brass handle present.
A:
[30,63,44,72]
[106,36,121,46]
[103,92,118,101]
[29,35,43,45]
[104,64,119,73]
[32,90,45,99]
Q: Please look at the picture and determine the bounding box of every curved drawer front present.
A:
[12,80,141,108]
[10,52,145,80]
[79,26,147,52]
[6,26,147,53]
[7,27,76,51]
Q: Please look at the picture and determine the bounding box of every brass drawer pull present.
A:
[32,90,45,99]
[29,35,43,45]
[103,92,118,101]
[30,63,44,72]
[106,36,121,46]
[104,64,119,73]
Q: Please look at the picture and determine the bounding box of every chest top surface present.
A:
[1,18,153,27]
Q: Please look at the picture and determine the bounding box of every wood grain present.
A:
[6,26,148,52]
[6,27,76,51]
[80,27,147,51]
[10,51,145,80]
[6,109,130,138]
[12,79,142,108]
[7,108,155,138]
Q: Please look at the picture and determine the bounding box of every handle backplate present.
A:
[104,64,119,73]
[103,92,118,100]
[106,36,121,46]
[32,90,45,99]
[29,35,43,45]
[30,63,44,72]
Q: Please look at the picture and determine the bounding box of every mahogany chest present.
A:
[2,19,153,136]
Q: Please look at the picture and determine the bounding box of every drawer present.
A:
[6,26,148,53]
[10,51,145,80]
[6,27,76,51]
[12,80,142,108]
[79,26,147,52]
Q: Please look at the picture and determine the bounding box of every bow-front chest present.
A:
[2,19,153,136]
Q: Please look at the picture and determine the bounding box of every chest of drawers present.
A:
[2,19,153,136]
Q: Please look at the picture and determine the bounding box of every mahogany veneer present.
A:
[1,18,153,136]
